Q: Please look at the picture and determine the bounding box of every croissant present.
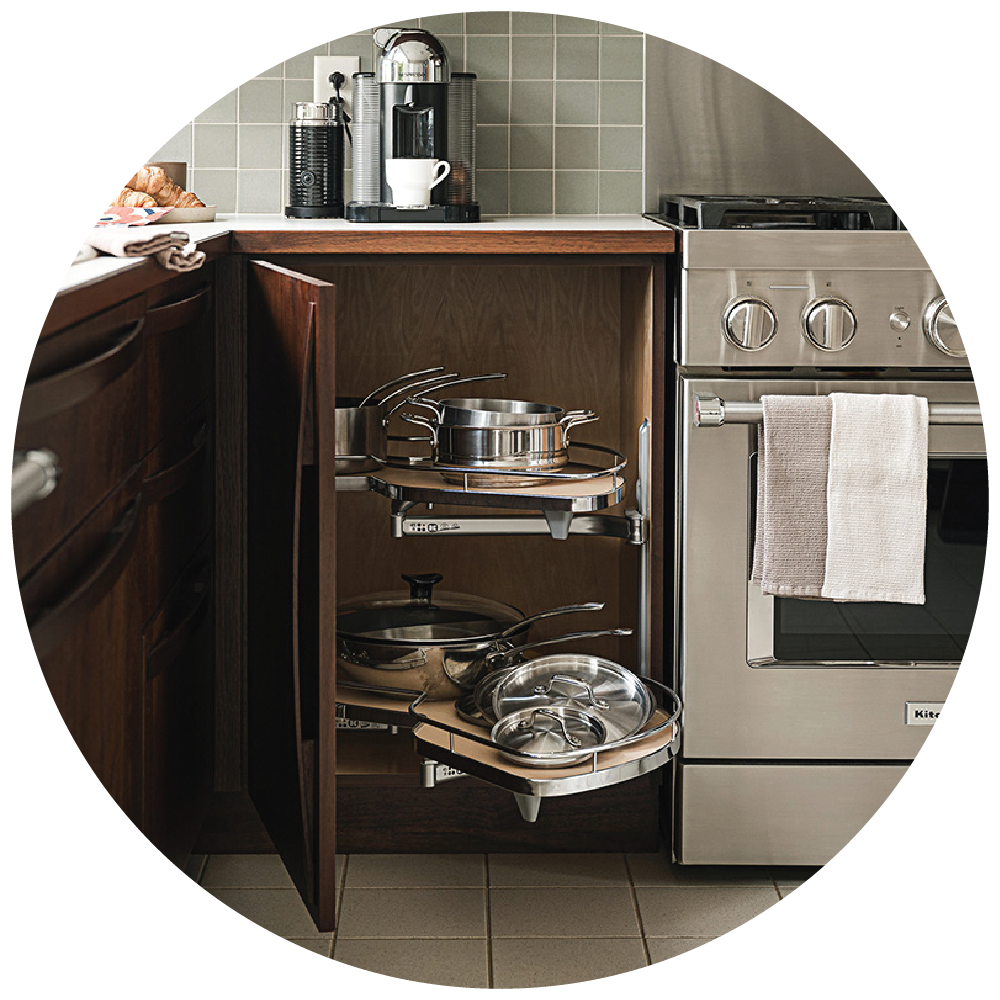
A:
[127,165,205,208]
[111,187,157,208]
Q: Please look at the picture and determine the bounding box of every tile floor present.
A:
[186,849,819,987]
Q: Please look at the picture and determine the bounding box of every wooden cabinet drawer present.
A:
[145,273,214,450]
[142,544,214,865]
[19,469,144,823]
[140,402,213,622]
[14,298,146,578]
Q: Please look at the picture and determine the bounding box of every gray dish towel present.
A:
[751,395,833,598]
[822,393,928,604]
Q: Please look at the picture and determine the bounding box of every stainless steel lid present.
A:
[491,706,606,765]
[292,102,335,122]
[337,573,524,645]
[377,28,450,84]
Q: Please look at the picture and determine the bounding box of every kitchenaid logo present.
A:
[905,702,944,726]
[404,520,461,534]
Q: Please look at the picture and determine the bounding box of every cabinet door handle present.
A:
[28,492,141,658]
[20,317,145,424]
[144,284,212,337]
[11,448,60,517]
[141,422,209,506]
[145,561,212,681]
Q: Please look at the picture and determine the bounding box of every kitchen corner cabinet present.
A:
[14,258,220,865]
[243,248,672,932]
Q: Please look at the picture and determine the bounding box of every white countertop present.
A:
[58,213,664,295]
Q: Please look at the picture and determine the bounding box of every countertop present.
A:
[58,214,675,295]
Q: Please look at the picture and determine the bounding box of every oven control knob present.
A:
[803,298,857,351]
[923,296,966,357]
[723,297,777,351]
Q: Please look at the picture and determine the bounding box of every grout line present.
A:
[623,854,652,966]
[485,853,494,988]
[330,854,350,958]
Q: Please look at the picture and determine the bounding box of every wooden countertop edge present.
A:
[229,227,676,255]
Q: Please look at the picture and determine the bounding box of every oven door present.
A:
[677,376,986,761]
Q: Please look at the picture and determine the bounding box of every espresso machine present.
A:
[347,27,480,222]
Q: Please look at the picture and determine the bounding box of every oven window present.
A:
[771,459,988,662]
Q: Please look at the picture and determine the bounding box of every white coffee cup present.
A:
[385,158,451,208]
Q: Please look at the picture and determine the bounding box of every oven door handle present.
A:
[694,393,982,427]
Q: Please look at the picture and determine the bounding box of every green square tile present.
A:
[598,170,642,214]
[238,79,283,123]
[556,36,599,80]
[509,171,553,214]
[239,124,282,169]
[255,62,284,79]
[285,44,328,80]
[418,14,464,34]
[189,169,236,213]
[600,81,643,124]
[555,16,599,34]
[149,124,192,164]
[283,79,312,117]
[599,126,642,169]
[555,81,598,125]
[466,11,509,34]
[476,125,509,170]
[476,170,508,215]
[555,171,598,214]
[193,123,237,168]
[466,34,509,80]
[600,21,642,35]
[511,35,553,80]
[237,170,282,213]
[510,125,553,169]
[554,126,598,169]
[436,36,465,74]
[476,80,510,124]
[511,81,553,124]
[196,90,237,124]
[330,35,375,72]
[600,35,643,80]
[512,12,553,34]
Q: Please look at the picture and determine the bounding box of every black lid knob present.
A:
[402,572,443,600]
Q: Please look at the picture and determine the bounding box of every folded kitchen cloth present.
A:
[85,226,190,258]
[821,393,928,604]
[154,241,206,273]
[751,394,833,598]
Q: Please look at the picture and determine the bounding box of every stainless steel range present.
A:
[650,195,987,865]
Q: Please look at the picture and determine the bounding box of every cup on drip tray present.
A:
[385,158,451,208]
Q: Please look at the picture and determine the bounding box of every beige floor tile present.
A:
[289,938,333,957]
[206,887,330,938]
[201,854,294,888]
[645,937,715,963]
[489,853,630,887]
[770,865,822,887]
[490,887,641,938]
[334,938,489,987]
[336,888,487,939]
[627,849,774,886]
[637,885,779,938]
[491,937,648,988]
[345,853,486,888]
[777,884,797,898]
[184,854,207,882]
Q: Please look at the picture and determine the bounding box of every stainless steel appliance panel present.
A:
[678,377,980,760]
[677,763,907,865]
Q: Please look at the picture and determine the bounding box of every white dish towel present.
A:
[821,393,928,604]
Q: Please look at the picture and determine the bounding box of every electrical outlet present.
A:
[313,56,361,115]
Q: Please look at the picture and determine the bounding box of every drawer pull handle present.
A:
[28,492,141,659]
[146,562,212,680]
[144,284,212,337]
[142,423,210,506]
[11,448,60,517]
[20,317,145,424]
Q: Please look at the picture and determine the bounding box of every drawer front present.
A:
[19,470,144,823]
[140,402,213,622]
[142,543,214,865]
[145,273,214,450]
[14,298,146,578]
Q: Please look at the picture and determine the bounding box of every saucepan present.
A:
[336,572,609,699]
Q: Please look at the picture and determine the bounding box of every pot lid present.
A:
[337,573,525,645]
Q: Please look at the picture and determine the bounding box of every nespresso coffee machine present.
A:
[347,27,480,223]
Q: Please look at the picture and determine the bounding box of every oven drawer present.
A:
[677,762,907,866]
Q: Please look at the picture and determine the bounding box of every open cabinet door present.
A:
[246,260,337,930]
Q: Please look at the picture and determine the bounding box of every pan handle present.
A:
[386,371,508,424]
[358,366,446,407]
[399,411,439,448]
[379,371,461,415]
[495,602,605,640]
[486,627,633,667]
[559,409,599,444]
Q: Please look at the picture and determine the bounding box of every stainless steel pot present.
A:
[336,573,607,699]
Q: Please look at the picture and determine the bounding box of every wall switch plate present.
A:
[313,56,361,115]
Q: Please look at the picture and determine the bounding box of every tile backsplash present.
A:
[148,12,645,216]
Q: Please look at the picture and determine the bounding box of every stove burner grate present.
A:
[656,195,901,231]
